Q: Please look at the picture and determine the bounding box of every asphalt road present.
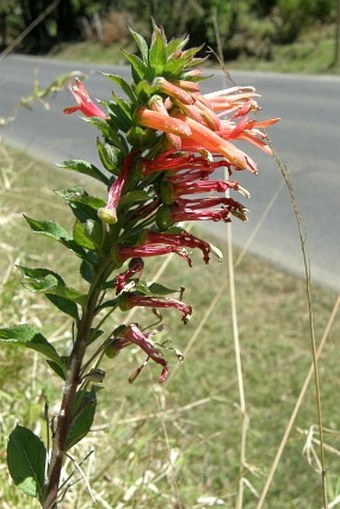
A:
[1,54,340,292]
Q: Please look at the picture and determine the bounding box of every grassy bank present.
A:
[1,144,340,508]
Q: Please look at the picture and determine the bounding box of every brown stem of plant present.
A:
[42,288,100,509]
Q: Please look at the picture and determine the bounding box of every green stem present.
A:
[42,259,111,509]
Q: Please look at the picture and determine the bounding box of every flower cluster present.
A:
[63,24,278,382]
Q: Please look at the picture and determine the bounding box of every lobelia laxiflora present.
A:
[1,23,278,508]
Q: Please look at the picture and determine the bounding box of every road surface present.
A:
[1,54,340,292]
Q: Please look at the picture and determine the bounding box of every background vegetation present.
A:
[0,0,337,65]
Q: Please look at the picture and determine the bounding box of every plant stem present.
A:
[42,283,103,509]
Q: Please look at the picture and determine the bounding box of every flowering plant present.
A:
[1,24,277,508]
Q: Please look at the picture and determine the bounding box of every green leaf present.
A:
[85,117,129,154]
[80,259,94,283]
[148,282,178,295]
[56,187,105,210]
[118,190,150,209]
[47,356,69,380]
[96,139,122,173]
[18,265,62,288]
[88,328,104,345]
[73,220,99,250]
[121,49,149,82]
[129,28,149,64]
[7,425,46,502]
[149,25,168,75]
[18,266,83,313]
[46,285,85,303]
[57,159,110,185]
[97,297,119,311]
[107,97,133,133]
[166,34,190,57]
[24,216,72,242]
[24,216,86,258]
[0,324,66,375]
[46,294,79,321]
[135,280,177,296]
[66,389,97,450]
[135,79,157,101]
[102,73,137,101]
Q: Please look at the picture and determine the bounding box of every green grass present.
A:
[52,24,340,75]
[50,39,135,66]
[1,144,340,508]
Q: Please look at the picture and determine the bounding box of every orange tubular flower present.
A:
[219,117,280,155]
[136,106,192,138]
[177,114,258,172]
[63,78,107,118]
[149,96,183,149]
[153,77,195,105]
[203,86,261,114]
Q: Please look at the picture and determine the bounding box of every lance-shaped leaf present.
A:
[80,259,95,284]
[24,216,86,258]
[66,388,97,450]
[149,24,168,75]
[118,190,150,209]
[136,280,178,296]
[129,28,149,64]
[56,187,106,222]
[73,220,102,250]
[85,117,129,154]
[106,96,133,133]
[47,355,69,380]
[121,49,149,83]
[18,266,84,315]
[7,425,46,502]
[56,187,106,210]
[96,139,123,174]
[56,159,110,185]
[0,324,66,376]
[102,73,137,101]
[24,215,72,242]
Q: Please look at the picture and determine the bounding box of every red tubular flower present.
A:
[161,178,250,204]
[177,196,247,218]
[119,293,192,324]
[170,205,233,223]
[63,78,107,118]
[110,324,169,383]
[116,242,192,266]
[98,154,133,224]
[115,258,144,294]
[156,195,247,229]
[142,151,222,176]
[115,229,216,266]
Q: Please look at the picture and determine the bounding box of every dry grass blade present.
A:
[270,146,329,508]
[256,294,340,508]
